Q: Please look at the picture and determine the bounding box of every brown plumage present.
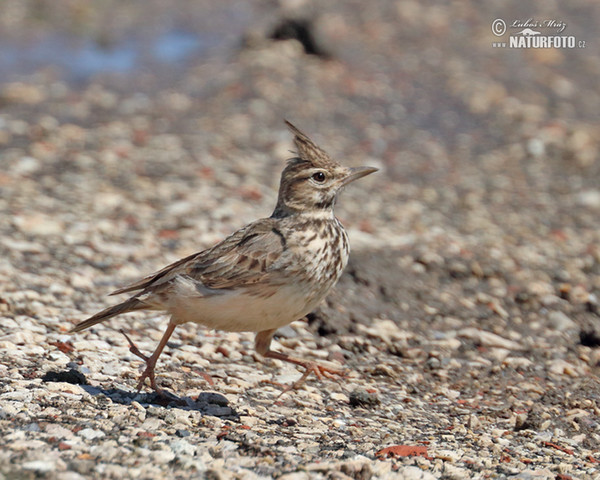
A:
[71,120,377,394]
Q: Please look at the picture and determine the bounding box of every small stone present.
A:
[2,82,46,104]
[487,348,511,362]
[170,439,196,456]
[580,329,600,348]
[576,190,600,209]
[548,359,581,377]
[330,392,350,403]
[11,156,41,175]
[0,390,33,402]
[275,325,298,338]
[196,392,229,406]
[239,416,260,427]
[468,414,480,430]
[426,357,441,369]
[443,464,472,478]
[22,460,61,473]
[502,357,533,369]
[394,466,437,480]
[10,439,47,451]
[358,318,412,345]
[339,458,373,478]
[279,473,310,480]
[164,409,192,426]
[349,388,380,408]
[436,449,463,462]
[70,273,95,290]
[203,406,235,417]
[13,213,64,236]
[45,424,75,439]
[547,311,576,331]
[458,328,522,350]
[42,369,88,385]
[78,428,105,440]
[56,472,87,480]
[151,449,176,464]
[589,349,600,367]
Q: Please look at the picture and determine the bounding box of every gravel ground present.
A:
[1,1,600,479]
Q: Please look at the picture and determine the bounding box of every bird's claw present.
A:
[120,329,149,362]
[119,329,167,395]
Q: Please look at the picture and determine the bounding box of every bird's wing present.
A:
[110,218,290,297]
[188,219,290,289]
[109,251,200,296]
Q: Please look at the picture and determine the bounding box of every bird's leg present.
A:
[255,329,345,392]
[120,329,149,361]
[120,323,177,395]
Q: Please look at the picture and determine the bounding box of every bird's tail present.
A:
[70,298,145,333]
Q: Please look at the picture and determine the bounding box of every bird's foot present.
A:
[262,350,346,395]
[120,329,149,362]
[134,362,164,396]
[120,329,165,395]
[280,361,346,395]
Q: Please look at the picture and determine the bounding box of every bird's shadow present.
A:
[42,369,239,418]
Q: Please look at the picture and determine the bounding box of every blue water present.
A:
[0,29,212,81]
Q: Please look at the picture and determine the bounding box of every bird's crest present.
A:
[285,120,335,167]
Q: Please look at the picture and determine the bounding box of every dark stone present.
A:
[514,406,543,432]
[269,18,329,58]
[349,388,380,408]
[580,329,600,347]
[42,369,88,385]
[196,392,229,407]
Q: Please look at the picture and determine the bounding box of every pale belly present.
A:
[164,280,324,332]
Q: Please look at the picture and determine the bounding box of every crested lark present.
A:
[71,121,377,394]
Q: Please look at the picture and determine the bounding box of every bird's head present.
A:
[272,121,378,218]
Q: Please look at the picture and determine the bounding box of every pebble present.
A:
[511,470,554,480]
[11,156,41,175]
[589,349,600,367]
[548,359,581,377]
[547,311,577,331]
[330,392,350,403]
[279,473,310,480]
[78,428,106,440]
[151,449,176,464]
[13,213,65,236]
[56,473,88,480]
[357,319,413,345]
[576,190,600,209]
[502,357,534,369]
[170,439,197,457]
[458,328,523,350]
[349,388,380,408]
[0,390,33,402]
[443,464,472,478]
[42,370,89,386]
[21,459,64,473]
[45,424,76,439]
[393,466,437,480]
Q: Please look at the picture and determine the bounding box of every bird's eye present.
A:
[312,171,326,182]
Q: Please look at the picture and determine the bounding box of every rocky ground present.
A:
[1,0,600,479]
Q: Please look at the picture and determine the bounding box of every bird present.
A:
[70,120,378,395]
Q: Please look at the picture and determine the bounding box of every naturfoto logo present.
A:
[491,17,586,49]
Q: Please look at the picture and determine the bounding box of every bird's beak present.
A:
[340,166,379,186]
